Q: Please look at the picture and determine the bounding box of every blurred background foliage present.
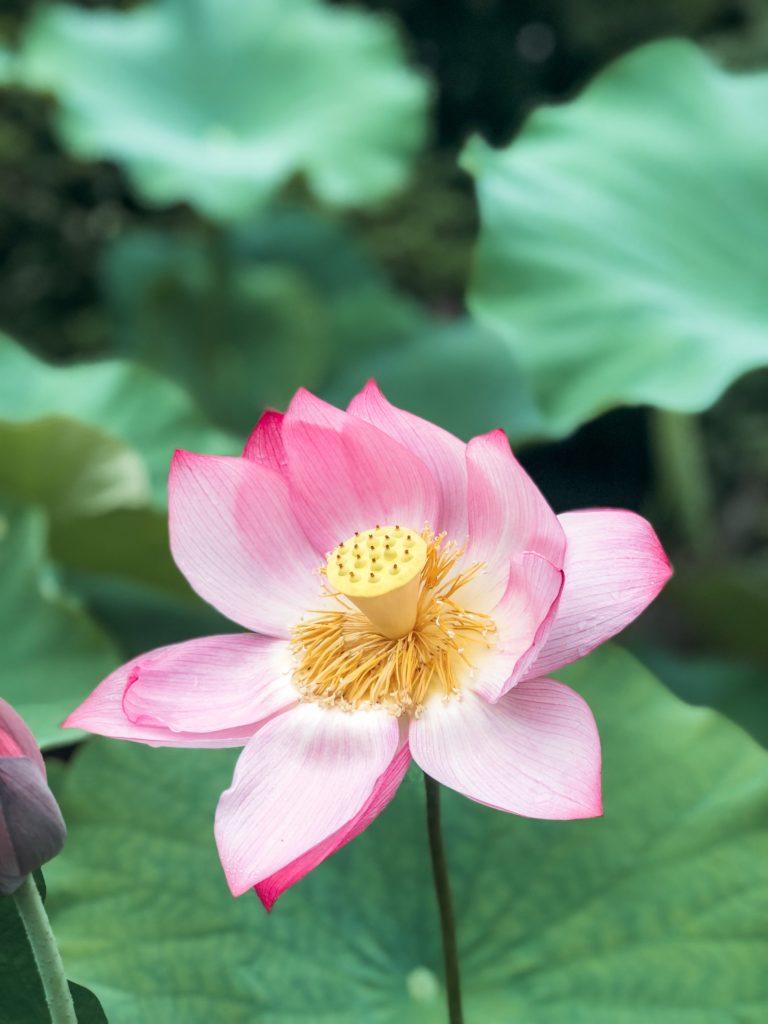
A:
[1,0,768,1020]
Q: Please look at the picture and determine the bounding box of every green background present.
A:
[1,0,767,1020]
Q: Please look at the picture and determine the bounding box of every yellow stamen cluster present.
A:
[292,527,497,715]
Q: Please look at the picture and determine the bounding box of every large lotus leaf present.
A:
[0,417,149,520]
[50,509,192,604]
[636,647,768,748]
[60,570,230,661]
[326,317,546,442]
[21,0,428,219]
[0,333,235,509]
[102,221,542,443]
[47,646,768,1021]
[232,205,395,294]
[103,228,335,434]
[0,503,117,749]
[464,39,768,438]
[0,874,107,1023]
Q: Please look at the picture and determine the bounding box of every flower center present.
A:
[291,526,497,716]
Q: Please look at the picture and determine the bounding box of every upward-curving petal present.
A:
[282,389,440,554]
[409,678,601,820]
[466,430,565,605]
[169,450,322,636]
[242,410,287,474]
[524,509,672,679]
[215,702,401,900]
[348,380,469,541]
[63,634,296,748]
[469,553,563,703]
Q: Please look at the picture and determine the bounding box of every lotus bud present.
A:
[0,699,66,896]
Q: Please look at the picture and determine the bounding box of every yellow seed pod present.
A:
[326,524,427,638]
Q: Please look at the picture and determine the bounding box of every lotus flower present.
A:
[65,384,671,907]
[1,700,67,894]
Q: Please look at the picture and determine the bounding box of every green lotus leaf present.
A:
[47,646,768,1021]
[464,39,768,437]
[102,217,541,443]
[637,647,768,748]
[326,317,546,443]
[21,0,428,219]
[0,332,235,510]
[0,503,118,749]
[102,228,335,435]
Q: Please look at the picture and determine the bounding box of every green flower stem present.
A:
[203,220,234,369]
[650,409,716,559]
[423,772,464,1024]
[205,221,233,298]
[13,875,77,1024]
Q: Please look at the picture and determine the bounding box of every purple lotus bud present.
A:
[0,699,66,895]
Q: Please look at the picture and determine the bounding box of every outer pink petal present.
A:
[410,678,602,820]
[63,635,295,748]
[348,380,468,542]
[525,509,673,679]
[255,738,411,910]
[215,702,401,898]
[466,430,565,605]
[282,389,440,554]
[0,700,45,775]
[242,410,287,474]
[169,451,322,637]
[470,554,563,704]
[122,634,295,732]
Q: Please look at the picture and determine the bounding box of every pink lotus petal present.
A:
[64,635,295,748]
[169,450,322,637]
[122,634,295,732]
[0,700,45,775]
[466,430,566,605]
[282,389,440,553]
[525,509,673,678]
[348,380,468,541]
[242,410,287,474]
[255,738,411,910]
[215,702,401,897]
[471,554,563,704]
[410,678,601,820]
